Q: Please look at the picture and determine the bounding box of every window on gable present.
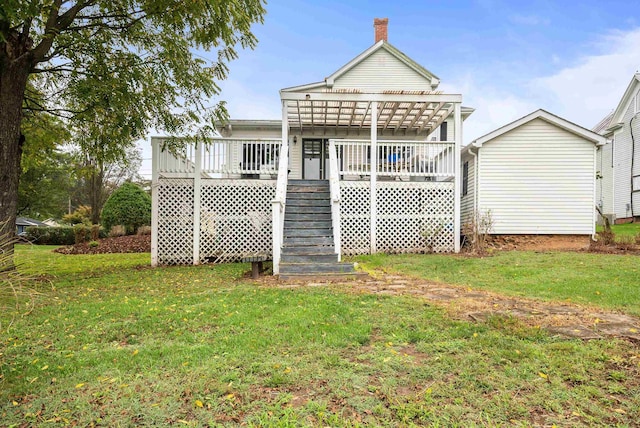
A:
[462,161,469,196]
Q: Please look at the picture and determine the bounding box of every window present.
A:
[440,121,448,141]
[462,161,469,196]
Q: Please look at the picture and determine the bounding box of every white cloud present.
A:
[530,27,640,127]
[445,26,640,145]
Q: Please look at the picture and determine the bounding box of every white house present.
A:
[461,109,606,236]
[594,73,640,223]
[151,18,473,274]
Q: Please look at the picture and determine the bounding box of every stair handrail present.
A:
[272,139,289,275]
[328,139,342,261]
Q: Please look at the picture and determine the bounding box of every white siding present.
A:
[478,118,596,235]
[460,151,476,225]
[613,89,640,219]
[228,127,280,139]
[288,135,303,179]
[333,49,433,92]
[596,142,614,216]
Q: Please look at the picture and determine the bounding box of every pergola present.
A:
[278,89,463,255]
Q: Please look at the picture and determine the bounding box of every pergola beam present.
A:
[406,102,432,130]
[382,102,401,130]
[417,102,446,134]
[393,102,416,135]
[427,105,455,136]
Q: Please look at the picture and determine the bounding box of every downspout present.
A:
[468,146,479,216]
[630,114,638,219]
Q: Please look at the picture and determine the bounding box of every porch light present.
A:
[293,136,298,145]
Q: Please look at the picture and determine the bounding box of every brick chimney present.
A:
[374,18,388,43]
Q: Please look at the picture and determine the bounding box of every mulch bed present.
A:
[54,235,151,255]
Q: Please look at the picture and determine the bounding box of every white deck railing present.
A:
[328,140,342,261]
[271,141,289,275]
[155,138,282,176]
[332,139,455,179]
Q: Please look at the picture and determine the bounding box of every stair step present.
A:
[283,236,334,246]
[280,254,338,263]
[288,180,329,185]
[279,262,355,274]
[279,272,366,281]
[283,228,332,237]
[285,213,331,221]
[285,206,331,214]
[286,199,330,207]
[284,220,332,229]
[281,246,335,255]
[286,191,331,199]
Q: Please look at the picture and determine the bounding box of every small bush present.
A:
[90,224,101,241]
[89,240,99,248]
[110,225,126,237]
[63,205,92,225]
[101,182,151,235]
[74,224,90,245]
[137,225,152,236]
[25,226,75,245]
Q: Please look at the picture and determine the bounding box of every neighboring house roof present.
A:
[281,40,440,93]
[16,217,48,227]
[468,109,607,149]
[607,73,640,131]
[592,111,614,135]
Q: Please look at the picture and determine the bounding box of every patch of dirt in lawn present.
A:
[261,273,640,343]
[54,235,151,254]
[484,235,591,252]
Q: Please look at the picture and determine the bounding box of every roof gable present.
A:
[471,109,607,147]
[608,73,640,128]
[281,41,440,93]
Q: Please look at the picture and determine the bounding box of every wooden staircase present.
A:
[279,180,358,280]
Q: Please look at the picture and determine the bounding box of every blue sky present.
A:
[139,0,640,177]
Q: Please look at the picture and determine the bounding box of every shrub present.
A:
[74,224,90,244]
[90,224,101,241]
[63,205,92,225]
[101,182,151,235]
[137,225,152,236]
[25,227,76,245]
[109,225,126,237]
[88,240,99,248]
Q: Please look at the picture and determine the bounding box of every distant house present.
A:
[461,109,606,236]
[594,73,640,223]
[16,217,48,235]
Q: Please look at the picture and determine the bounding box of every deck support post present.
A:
[454,102,462,253]
[151,138,159,267]
[192,142,203,265]
[370,101,378,254]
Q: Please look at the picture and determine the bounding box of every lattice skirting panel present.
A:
[199,180,276,263]
[156,178,275,265]
[157,178,195,264]
[340,181,455,255]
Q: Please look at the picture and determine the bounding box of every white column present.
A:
[370,101,378,254]
[192,142,203,265]
[151,138,159,267]
[272,100,289,274]
[454,102,462,253]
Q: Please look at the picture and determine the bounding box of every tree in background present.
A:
[18,110,73,219]
[101,182,151,235]
[0,0,266,267]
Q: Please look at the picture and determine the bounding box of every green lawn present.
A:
[598,222,640,240]
[357,251,640,316]
[1,246,639,426]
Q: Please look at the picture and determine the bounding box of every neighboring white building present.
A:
[461,109,606,236]
[594,73,640,223]
[152,19,473,271]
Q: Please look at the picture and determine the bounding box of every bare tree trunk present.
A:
[0,36,32,270]
[89,165,105,225]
